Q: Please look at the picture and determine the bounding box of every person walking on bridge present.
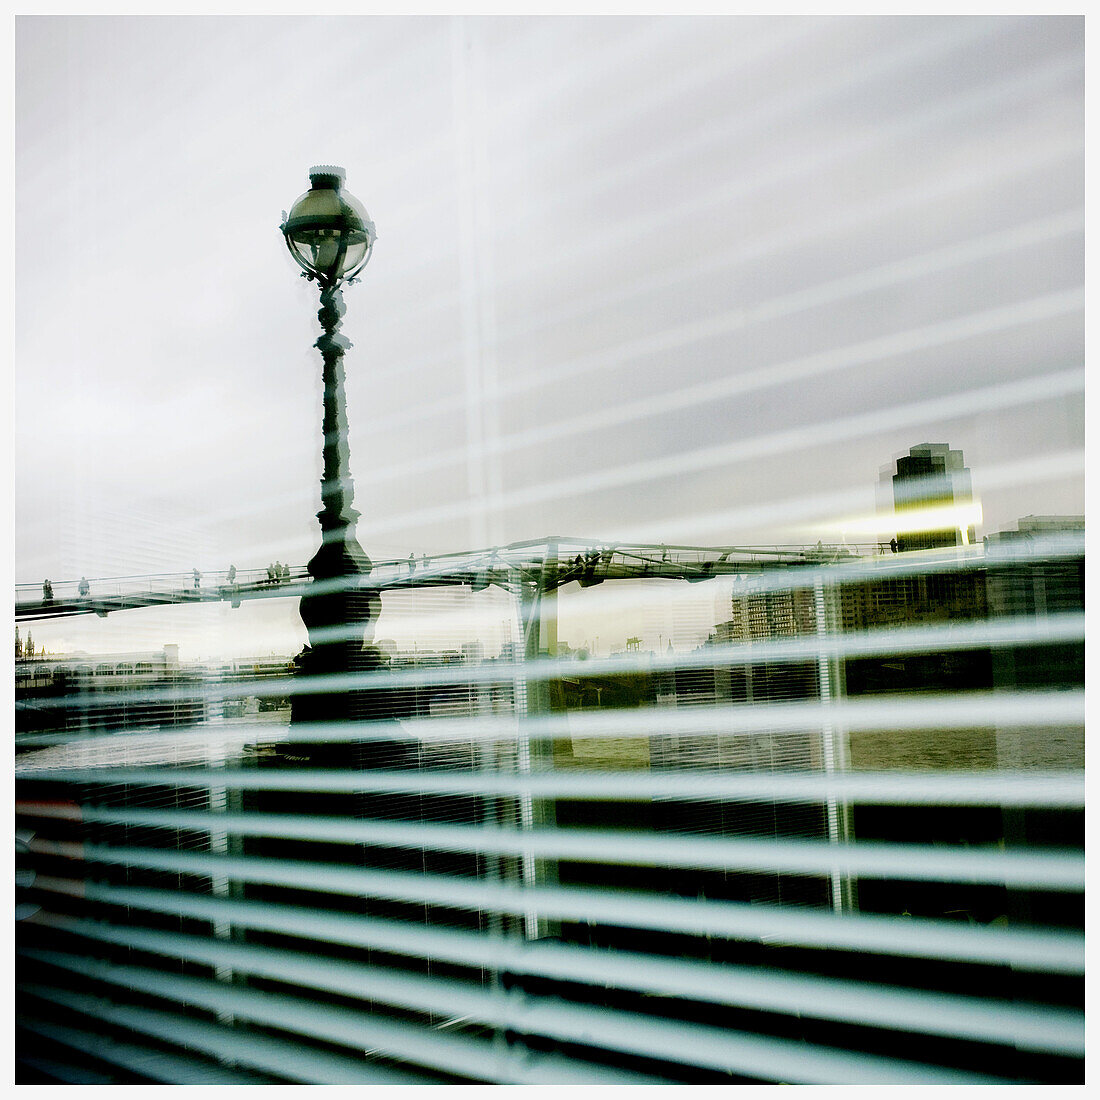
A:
[228,565,237,584]
[42,579,53,602]
[78,577,90,598]
[193,568,202,591]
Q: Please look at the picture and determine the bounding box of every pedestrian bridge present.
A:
[14,539,855,621]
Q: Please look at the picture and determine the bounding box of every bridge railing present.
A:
[13,543,890,618]
[15,567,314,604]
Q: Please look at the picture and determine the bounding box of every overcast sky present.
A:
[14,15,1084,659]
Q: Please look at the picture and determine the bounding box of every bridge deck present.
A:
[15,540,850,621]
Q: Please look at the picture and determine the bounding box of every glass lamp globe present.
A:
[282,166,376,284]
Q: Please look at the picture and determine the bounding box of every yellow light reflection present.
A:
[817,501,984,541]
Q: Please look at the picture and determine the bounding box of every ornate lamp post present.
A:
[281,166,380,724]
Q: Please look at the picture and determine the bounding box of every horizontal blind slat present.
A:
[24,844,1084,971]
[20,937,1006,1085]
[14,689,1086,737]
[21,984,435,1085]
[13,611,1085,720]
[28,881,1080,1053]
[16,1015,273,1085]
[13,766,1086,807]
[20,804,1083,889]
[18,948,666,1085]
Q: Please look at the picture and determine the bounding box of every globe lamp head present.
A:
[281,166,376,285]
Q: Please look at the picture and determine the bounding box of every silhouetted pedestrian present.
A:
[193,568,202,590]
[228,565,237,584]
[78,576,89,598]
[266,564,275,585]
[890,538,898,554]
[280,563,290,581]
[42,579,53,602]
